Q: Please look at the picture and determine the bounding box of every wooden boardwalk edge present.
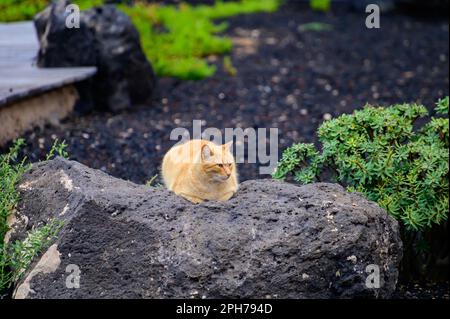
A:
[0,21,97,108]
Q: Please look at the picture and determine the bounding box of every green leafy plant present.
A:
[0,139,29,245]
[0,219,63,291]
[273,98,449,231]
[310,0,331,12]
[0,140,65,294]
[46,139,69,161]
[435,94,449,113]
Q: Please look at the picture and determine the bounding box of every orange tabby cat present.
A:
[161,139,238,204]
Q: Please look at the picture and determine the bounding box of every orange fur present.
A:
[161,139,238,204]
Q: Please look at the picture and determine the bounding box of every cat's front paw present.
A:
[180,193,204,204]
[218,191,236,201]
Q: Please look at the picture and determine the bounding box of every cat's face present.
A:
[201,142,235,182]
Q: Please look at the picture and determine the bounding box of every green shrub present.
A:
[0,0,280,80]
[273,97,449,231]
[0,139,66,294]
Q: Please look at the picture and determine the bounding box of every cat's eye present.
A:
[217,164,223,168]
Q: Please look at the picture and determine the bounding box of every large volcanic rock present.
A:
[34,0,157,112]
[10,158,402,299]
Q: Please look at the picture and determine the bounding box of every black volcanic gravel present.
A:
[1,3,449,299]
[393,281,450,299]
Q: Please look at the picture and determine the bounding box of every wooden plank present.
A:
[0,21,96,108]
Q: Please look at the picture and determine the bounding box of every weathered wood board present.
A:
[0,21,96,108]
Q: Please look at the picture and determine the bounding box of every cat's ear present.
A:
[223,141,233,151]
[201,144,213,161]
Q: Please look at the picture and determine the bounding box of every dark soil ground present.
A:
[2,2,449,298]
[393,281,449,299]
